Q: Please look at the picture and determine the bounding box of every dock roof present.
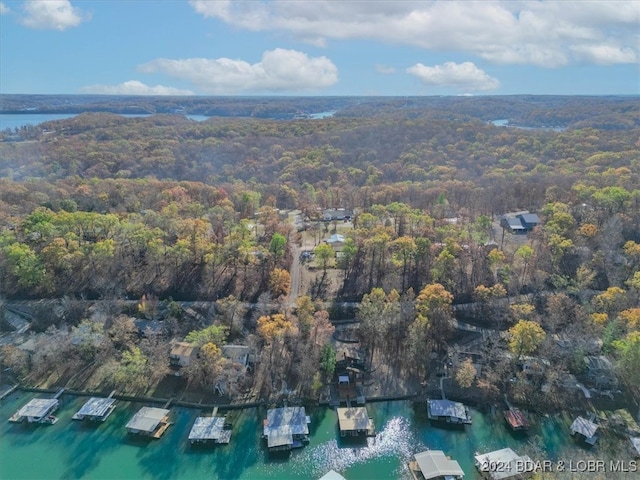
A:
[414,450,464,480]
[76,397,115,417]
[319,470,347,480]
[263,407,309,447]
[631,436,640,457]
[428,400,468,421]
[18,398,58,418]
[570,416,599,440]
[475,448,533,480]
[188,416,225,441]
[126,407,169,433]
[337,407,371,432]
[504,409,530,429]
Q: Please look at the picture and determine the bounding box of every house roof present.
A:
[501,217,526,230]
[170,342,197,358]
[18,398,58,418]
[76,397,115,417]
[428,400,468,421]
[326,234,345,244]
[337,407,371,431]
[126,407,169,433]
[222,345,250,365]
[517,213,540,224]
[414,450,464,480]
[570,416,599,439]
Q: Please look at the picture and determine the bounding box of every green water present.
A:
[0,391,626,479]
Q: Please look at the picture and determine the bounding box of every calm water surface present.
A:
[0,390,621,480]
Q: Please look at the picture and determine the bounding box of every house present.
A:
[500,216,527,235]
[427,399,472,425]
[500,211,540,235]
[584,355,619,389]
[336,406,375,437]
[222,345,251,368]
[325,234,345,249]
[188,415,232,445]
[323,209,353,222]
[474,448,534,479]
[516,213,540,231]
[570,416,599,445]
[125,407,171,438]
[169,341,198,373]
[9,398,59,424]
[409,450,464,480]
[262,406,310,452]
[72,397,116,422]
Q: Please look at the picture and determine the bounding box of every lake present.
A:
[0,390,625,480]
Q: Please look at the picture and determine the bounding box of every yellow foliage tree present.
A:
[507,320,546,360]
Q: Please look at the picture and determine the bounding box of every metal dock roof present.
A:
[427,399,468,420]
[263,407,309,447]
[188,416,226,441]
[125,407,169,433]
[76,397,116,418]
[17,398,58,418]
[336,407,372,432]
[414,450,464,480]
[475,448,533,480]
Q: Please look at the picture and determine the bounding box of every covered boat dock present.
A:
[427,399,472,425]
[409,450,464,480]
[9,398,59,424]
[125,407,171,438]
[263,406,310,452]
[188,415,232,445]
[336,406,375,437]
[73,395,116,422]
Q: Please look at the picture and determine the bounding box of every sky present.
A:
[0,0,639,96]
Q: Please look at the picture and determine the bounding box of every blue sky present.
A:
[1,0,639,96]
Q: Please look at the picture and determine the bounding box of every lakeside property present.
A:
[2,390,638,480]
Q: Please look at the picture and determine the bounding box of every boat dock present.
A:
[72,391,117,422]
[188,407,232,445]
[503,395,530,431]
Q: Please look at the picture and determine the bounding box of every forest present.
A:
[0,95,638,410]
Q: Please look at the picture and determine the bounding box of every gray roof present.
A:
[337,407,371,431]
[319,471,347,480]
[570,416,599,439]
[631,436,640,456]
[17,398,58,418]
[188,416,225,441]
[475,448,533,480]
[76,397,116,417]
[428,400,468,421]
[126,407,169,433]
[263,407,309,447]
[517,213,540,224]
[414,450,464,480]
[501,217,526,230]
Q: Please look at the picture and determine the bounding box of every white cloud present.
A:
[375,64,396,74]
[20,0,86,30]
[570,44,637,65]
[407,61,500,91]
[80,81,194,96]
[190,1,640,67]
[138,49,338,94]
[0,2,10,15]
